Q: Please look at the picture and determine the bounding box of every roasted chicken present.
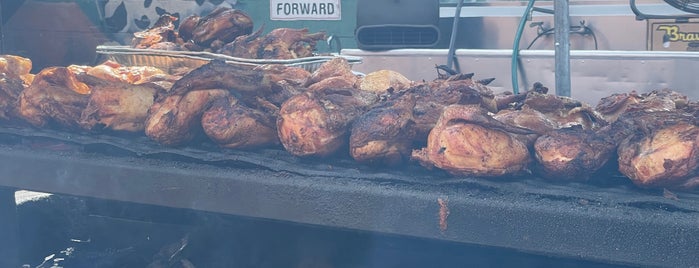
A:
[218,26,266,58]
[254,64,311,106]
[201,96,279,149]
[532,127,616,181]
[0,55,34,86]
[131,14,180,49]
[493,86,614,180]
[305,57,359,91]
[219,28,326,59]
[349,94,417,165]
[18,67,92,129]
[605,110,699,189]
[277,87,378,157]
[177,15,201,42]
[131,7,253,52]
[349,72,497,165]
[79,80,161,133]
[412,105,534,177]
[151,60,312,147]
[189,7,254,49]
[0,74,25,121]
[145,89,229,146]
[0,55,33,121]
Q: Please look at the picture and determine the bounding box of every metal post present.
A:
[447,0,466,72]
[554,0,571,97]
[0,1,4,53]
[0,187,19,268]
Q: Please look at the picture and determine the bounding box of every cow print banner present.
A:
[100,0,239,33]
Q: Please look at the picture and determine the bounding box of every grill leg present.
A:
[0,187,19,268]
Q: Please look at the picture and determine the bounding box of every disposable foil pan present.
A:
[95,45,363,73]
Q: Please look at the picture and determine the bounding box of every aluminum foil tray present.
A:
[95,45,363,73]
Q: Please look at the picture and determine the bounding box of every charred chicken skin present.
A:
[168,60,272,99]
[258,28,326,60]
[219,28,326,59]
[218,26,266,58]
[277,87,378,157]
[519,91,607,131]
[189,7,254,48]
[533,127,616,181]
[201,96,279,150]
[595,89,688,123]
[145,89,229,146]
[254,64,312,106]
[349,95,417,165]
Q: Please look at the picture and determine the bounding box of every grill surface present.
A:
[0,125,698,267]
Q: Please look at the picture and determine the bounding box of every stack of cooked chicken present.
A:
[1,53,698,191]
[130,7,327,60]
[1,7,698,190]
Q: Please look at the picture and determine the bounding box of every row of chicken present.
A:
[1,54,698,190]
[131,7,327,60]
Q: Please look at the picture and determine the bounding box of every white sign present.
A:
[270,0,341,21]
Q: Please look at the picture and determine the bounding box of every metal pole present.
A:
[554,0,571,97]
[447,0,466,72]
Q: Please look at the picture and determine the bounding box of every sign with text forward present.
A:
[270,0,341,21]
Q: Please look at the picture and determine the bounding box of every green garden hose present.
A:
[511,0,537,95]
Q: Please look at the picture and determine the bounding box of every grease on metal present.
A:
[438,197,450,233]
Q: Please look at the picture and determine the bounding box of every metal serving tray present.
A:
[96,45,363,73]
